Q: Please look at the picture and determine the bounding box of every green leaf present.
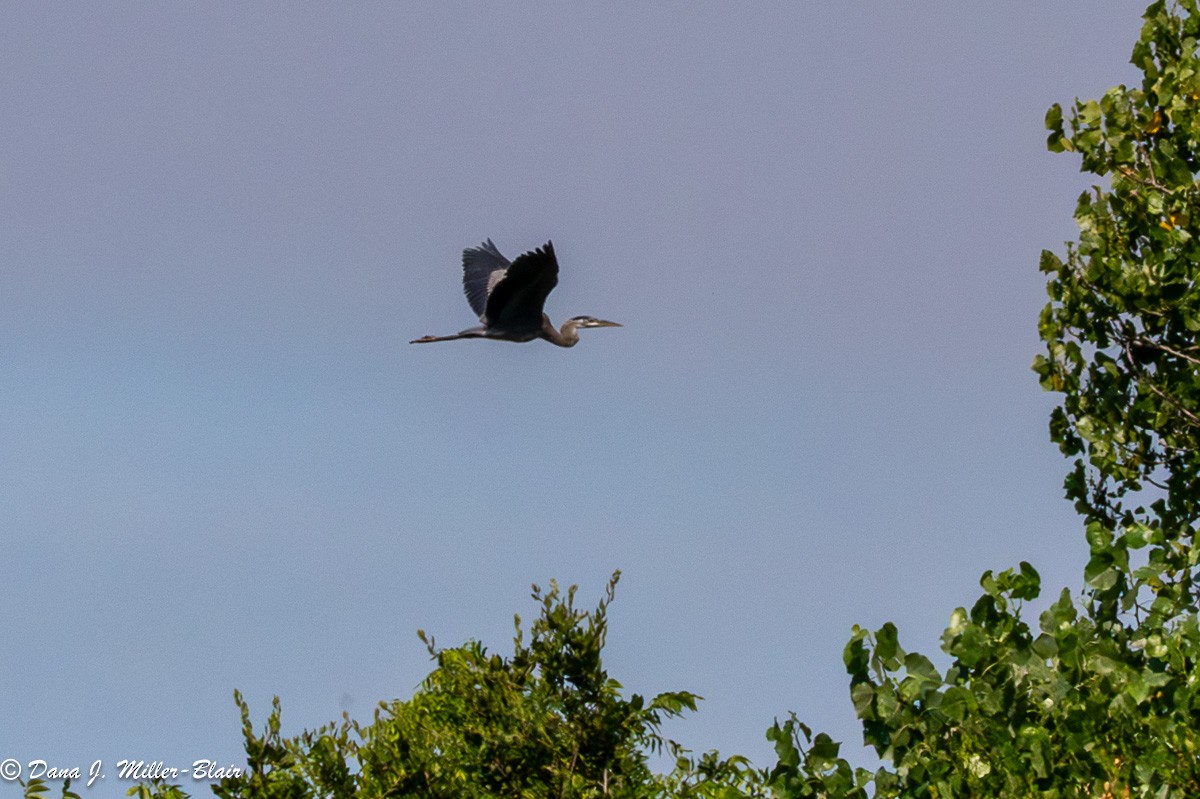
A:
[768,719,802,768]
[809,733,841,761]
[1012,561,1042,600]
[875,622,901,667]
[851,682,876,718]
[1084,553,1119,589]
[1086,520,1113,552]
[939,686,976,722]
[1046,103,1068,151]
[949,622,987,667]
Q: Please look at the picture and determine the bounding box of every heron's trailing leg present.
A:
[410,334,464,344]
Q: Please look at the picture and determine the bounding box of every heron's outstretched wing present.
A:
[485,241,559,331]
[461,239,511,320]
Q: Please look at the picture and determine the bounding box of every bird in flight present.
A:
[410,239,621,347]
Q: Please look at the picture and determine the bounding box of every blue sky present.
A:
[2,2,1144,792]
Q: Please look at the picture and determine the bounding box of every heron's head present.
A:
[567,316,622,331]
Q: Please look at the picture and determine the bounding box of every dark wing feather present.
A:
[484,241,559,331]
[461,239,511,320]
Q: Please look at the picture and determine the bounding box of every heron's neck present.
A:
[541,314,580,347]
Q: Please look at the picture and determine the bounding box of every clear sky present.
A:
[1,2,1144,792]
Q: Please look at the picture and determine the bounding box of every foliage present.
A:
[18,778,81,799]
[1036,0,1200,619]
[134,573,765,799]
[767,565,1200,798]
[768,2,1200,797]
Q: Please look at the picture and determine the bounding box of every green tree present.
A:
[769,3,1200,797]
[134,573,763,799]
[1037,0,1200,622]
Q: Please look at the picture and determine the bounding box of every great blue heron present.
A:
[410,239,621,347]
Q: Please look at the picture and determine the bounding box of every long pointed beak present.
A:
[594,320,622,328]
